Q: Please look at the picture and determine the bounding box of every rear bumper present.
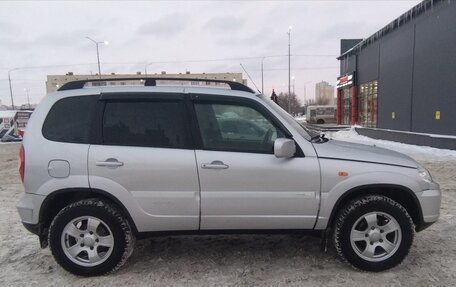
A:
[16,192,46,225]
[17,193,49,247]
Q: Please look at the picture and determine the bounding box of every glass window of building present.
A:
[358,80,378,128]
[342,88,351,125]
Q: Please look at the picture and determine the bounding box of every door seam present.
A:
[193,150,202,230]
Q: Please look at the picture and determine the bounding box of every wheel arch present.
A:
[39,188,139,236]
[326,184,424,232]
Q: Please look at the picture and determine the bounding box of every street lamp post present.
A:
[24,88,30,108]
[86,37,109,79]
[292,76,295,96]
[304,84,307,105]
[287,26,292,113]
[145,62,153,76]
[8,71,14,109]
[7,68,20,110]
[261,57,265,94]
[302,81,313,108]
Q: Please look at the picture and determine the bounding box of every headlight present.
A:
[418,166,433,183]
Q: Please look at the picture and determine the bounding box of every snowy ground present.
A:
[1,133,456,286]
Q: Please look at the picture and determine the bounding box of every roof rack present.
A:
[57,77,255,93]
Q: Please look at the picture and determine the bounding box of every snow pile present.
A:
[327,126,456,161]
[294,115,306,122]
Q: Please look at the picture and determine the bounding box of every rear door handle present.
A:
[96,158,124,167]
[201,160,229,170]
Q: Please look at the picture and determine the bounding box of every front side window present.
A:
[42,96,98,143]
[103,100,190,148]
[194,103,285,153]
[259,94,313,140]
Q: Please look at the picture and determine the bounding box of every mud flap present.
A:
[39,233,48,248]
[320,228,330,252]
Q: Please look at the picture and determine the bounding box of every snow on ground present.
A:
[1,138,456,286]
[294,115,306,123]
[327,126,456,162]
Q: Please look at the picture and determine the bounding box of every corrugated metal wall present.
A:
[339,1,456,135]
[411,5,456,135]
[377,23,415,132]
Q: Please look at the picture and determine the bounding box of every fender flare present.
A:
[324,183,424,230]
[39,187,139,234]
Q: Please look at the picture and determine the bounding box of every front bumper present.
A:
[416,182,441,229]
[418,189,441,223]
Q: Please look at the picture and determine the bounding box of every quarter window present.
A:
[194,103,285,153]
[102,100,190,148]
[42,96,97,143]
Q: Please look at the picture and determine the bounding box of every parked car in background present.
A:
[0,110,32,142]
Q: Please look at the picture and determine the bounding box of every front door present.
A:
[192,97,320,230]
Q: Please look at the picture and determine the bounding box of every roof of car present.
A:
[49,76,264,102]
[49,85,261,100]
[57,77,256,93]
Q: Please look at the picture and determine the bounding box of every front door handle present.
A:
[201,160,229,170]
[96,158,124,168]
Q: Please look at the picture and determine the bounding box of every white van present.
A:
[306,105,336,124]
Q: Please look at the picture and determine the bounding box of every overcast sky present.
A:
[0,0,421,106]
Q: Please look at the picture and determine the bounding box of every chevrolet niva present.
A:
[17,78,440,276]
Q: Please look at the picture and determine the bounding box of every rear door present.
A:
[88,93,200,232]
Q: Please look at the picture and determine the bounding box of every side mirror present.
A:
[274,138,296,158]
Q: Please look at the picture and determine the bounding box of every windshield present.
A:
[258,94,316,141]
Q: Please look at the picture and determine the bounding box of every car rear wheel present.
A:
[333,195,414,271]
[49,199,135,276]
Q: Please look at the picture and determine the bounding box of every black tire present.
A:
[49,199,135,276]
[316,119,325,124]
[333,195,414,271]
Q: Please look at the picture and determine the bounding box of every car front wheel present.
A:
[334,195,414,271]
[49,199,135,276]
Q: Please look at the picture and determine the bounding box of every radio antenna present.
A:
[240,63,261,93]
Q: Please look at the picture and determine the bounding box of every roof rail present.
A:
[57,77,255,93]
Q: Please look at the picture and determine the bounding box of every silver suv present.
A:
[16,78,441,276]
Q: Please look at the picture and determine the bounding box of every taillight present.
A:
[19,145,25,183]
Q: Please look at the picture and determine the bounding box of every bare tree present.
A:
[277,92,302,115]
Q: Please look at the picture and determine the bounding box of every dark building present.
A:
[337,0,456,136]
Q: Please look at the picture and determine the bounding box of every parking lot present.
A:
[1,142,455,286]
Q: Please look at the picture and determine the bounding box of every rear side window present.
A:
[42,96,97,143]
[102,100,191,148]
